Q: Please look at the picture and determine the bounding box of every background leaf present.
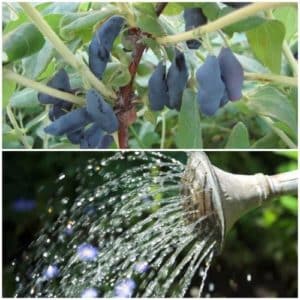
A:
[225,121,250,148]
[246,20,285,73]
[175,89,203,148]
[3,23,45,62]
[273,6,298,41]
[248,86,297,135]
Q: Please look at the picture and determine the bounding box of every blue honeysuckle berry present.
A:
[80,124,114,149]
[44,107,91,136]
[196,55,226,116]
[48,101,73,121]
[38,69,71,105]
[89,37,109,79]
[166,49,189,111]
[67,128,84,144]
[218,47,244,101]
[89,16,124,78]
[77,243,99,261]
[183,8,207,49]
[43,265,59,280]
[81,288,98,298]
[148,62,169,111]
[86,89,118,133]
[114,278,136,298]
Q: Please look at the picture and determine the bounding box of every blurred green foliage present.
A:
[3,151,297,296]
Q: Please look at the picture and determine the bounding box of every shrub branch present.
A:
[19,3,117,100]
[156,3,292,45]
[117,2,167,148]
[3,68,85,105]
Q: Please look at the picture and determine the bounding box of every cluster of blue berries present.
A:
[38,70,118,148]
[38,16,125,148]
[148,49,189,112]
[148,6,244,116]
[197,47,244,116]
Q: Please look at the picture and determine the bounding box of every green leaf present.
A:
[248,86,297,135]
[251,133,280,149]
[221,7,265,36]
[44,14,63,35]
[102,63,131,88]
[3,79,16,108]
[175,89,203,148]
[273,6,297,41]
[10,88,39,109]
[136,14,164,36]
[60,9,116,41]
[3,23,45,62]
[133,3,156,17]
[144,110,158,125]
[22,41,54,79]
[162,3,183,16]
[246,20,285,73]
[225,122,250,148]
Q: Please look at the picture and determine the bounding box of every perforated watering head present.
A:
[181,152,298,251]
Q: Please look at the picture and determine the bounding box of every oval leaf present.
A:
[246,20,285,74]
[225,121,250,148]
[3,23,45,62]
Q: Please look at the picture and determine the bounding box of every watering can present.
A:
[181,152,298,250]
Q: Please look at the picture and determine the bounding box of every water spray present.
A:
[182,152,298,250]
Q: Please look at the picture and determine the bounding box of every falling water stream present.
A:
[13,152,221,297]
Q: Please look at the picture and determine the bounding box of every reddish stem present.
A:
[117,3,167,148]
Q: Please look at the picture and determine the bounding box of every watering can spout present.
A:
[213,168,298,234]
[181,152,298,249]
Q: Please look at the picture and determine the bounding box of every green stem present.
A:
[6,105,31,149]
[283,41,298,77]
[19,3,117,100]
[3,67,85,105]
[157,3,291,44]
[244,72,297,87]
[160,111,166,149]
[262,117,296,149]
[129,126,145,148]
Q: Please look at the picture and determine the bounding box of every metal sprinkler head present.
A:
[181,152,298,251]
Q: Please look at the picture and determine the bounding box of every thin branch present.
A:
[19,3,117,100]
[157,3,292,44]
[6,105,31,149]
[244,72,297,87]
[262,117,296,149]
[283,40,298,77]
[117,2,167,148]
[3,68,85,105]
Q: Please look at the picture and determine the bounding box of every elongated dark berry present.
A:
[38,69,71,105]
[148,62,169,111]
[166,50,189,111]
[196,55,226,116]
[89,16,124,78]
[218,47,244,101]
[49,102,72,121]
[67,129,84,144]
[80,123,114,148]
[86,89,118,133]
[44,107,91,136]
[183,8,207,49]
